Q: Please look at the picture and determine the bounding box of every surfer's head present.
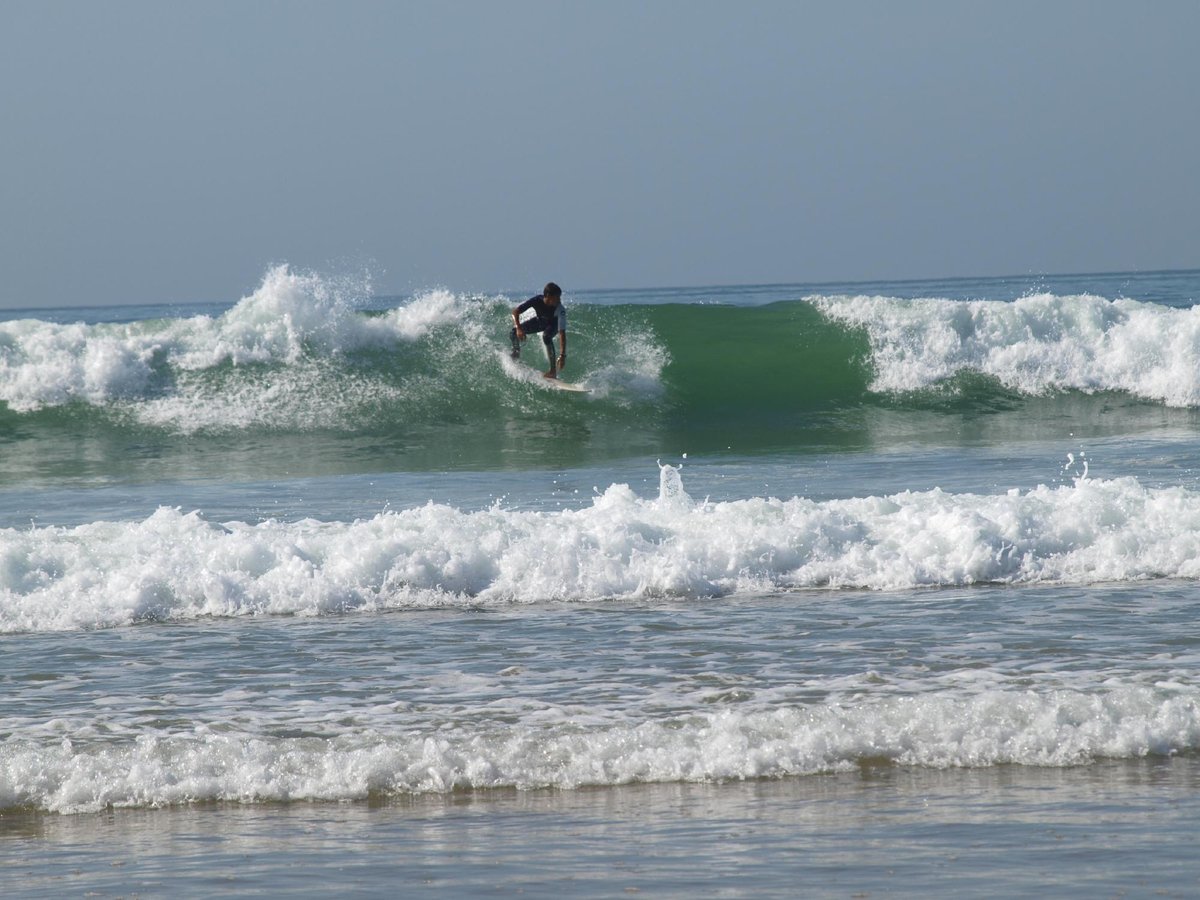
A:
[543,282,562,304]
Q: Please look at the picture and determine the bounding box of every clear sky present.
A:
[2,0,1197,308]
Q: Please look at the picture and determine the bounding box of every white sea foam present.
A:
[814,292,1200,406]
[0,318,161,410]
[0,266,486,416]
[2,682,1196,813]
[7,466,1200,633]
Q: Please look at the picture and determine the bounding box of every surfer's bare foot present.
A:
[543,370,557,379]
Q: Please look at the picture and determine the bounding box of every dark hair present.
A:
[543,282,562,298]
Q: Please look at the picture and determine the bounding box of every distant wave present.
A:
[7,465,1200,634]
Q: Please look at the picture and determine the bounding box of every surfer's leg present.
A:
[512,319,544,357]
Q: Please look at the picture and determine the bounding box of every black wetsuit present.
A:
[511,294,567,354]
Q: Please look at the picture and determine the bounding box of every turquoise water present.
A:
[3,268,1200,895]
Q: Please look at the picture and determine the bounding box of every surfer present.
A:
[511,282,567,378]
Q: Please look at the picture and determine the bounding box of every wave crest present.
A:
[7,468,1200,633]
[814,292,1200,406]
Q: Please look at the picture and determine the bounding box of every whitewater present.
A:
[7,465,1200,634]
[5,266,1200,896]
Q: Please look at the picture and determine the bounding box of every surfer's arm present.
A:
[555,306,566,368]
[511,305,527,339]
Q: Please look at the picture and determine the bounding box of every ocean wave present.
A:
[6,270,1200,442]
[814,291,1200,406]
[0,265,489,414]
[0,265,667,433]
[7,466,1200,633]
[3,682,1196,813]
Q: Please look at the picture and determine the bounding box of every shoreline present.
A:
[7,758,1200,897]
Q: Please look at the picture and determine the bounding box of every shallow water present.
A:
[7,761,1200,897]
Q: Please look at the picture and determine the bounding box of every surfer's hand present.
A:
[557,354,566,370]
[515,327,526,341]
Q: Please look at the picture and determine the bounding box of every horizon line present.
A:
[2,265,1198,314]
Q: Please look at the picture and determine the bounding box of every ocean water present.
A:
[4,266,1200,896]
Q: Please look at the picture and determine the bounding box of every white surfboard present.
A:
[500,353,591,393]
[544,378,590,393]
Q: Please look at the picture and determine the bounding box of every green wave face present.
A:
[655,302,872,412]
